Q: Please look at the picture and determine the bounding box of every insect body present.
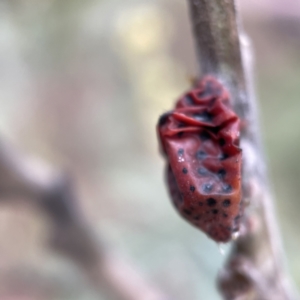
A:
[157,76,242,242]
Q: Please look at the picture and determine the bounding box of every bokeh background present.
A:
[0,0,300,299]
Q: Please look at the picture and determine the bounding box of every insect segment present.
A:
[157,76,242,243]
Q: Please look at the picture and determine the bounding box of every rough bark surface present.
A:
[187,0,298,299]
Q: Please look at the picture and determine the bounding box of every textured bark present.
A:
[187,0,298,299]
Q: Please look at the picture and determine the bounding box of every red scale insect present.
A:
[157,76,243,243]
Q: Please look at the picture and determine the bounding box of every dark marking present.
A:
[220,153,229,160]
[199,131,210,141]
[185,94,194,104]
[194,215,200,220]
[183,209,192,215]
[203,183,213,193]
[177,132,184,138]
[209,126,221,135]
[222,199,231,207]
[190,186,195,192]
[182,168,188,174]
[198,167,208,176]
[206,198,217,207]
[198,202,203,206]
[223,213,228,218]
[223,184,232,193]
[196,150,206,160]
[193,111,213,122]
[178,148,184,156]
[218,169,226,179]
[219,138,226,146]
[158,112,170,126]
[212,209,219,214]
[178,122,185,128]
[234,215,240,221]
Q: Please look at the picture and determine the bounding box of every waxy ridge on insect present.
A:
[157,76,242,243]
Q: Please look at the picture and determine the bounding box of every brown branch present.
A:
[187,0,298,299]
[0,139,170,300]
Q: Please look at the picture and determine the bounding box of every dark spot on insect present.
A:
[206,198,217,206]
[209,126,221,135]
[194,215,201,220]
[198,167,208,176]
[183,209,192,215]
[198,202,203,206]
[219,138,226,146]
[190,186,195,192]
[185,94,194,104]
[178,148,184,156]
[212,209,219,214]
[235,215,240,221]
[178,122,186,128]
[196,150,206,160]
[223,213,228,218]
[177,132,184,138]
[199,131,210,141]
[222,199,231,207]
[158,112,170,126]
[203,183,213,193]
[220,153,229,160]
[217,169,226,179]
[223,184,232,193]
[193,111,213,122]
[182,168,188,174]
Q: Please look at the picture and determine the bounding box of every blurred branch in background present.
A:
[1,1,300,299]
[187,0,298,299]
[0,139,170,300]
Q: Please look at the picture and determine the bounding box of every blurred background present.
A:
[0,0,299,299]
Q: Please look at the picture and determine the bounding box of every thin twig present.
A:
[0,139,170,300]
[187,0,298,299]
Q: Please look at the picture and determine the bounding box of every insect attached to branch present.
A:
[157,76,243,243]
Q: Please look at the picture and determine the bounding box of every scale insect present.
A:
[157,76,243,243]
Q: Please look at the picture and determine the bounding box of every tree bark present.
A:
[187,0,298,299]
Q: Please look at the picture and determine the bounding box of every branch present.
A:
[0,139,170,300]
[187,0,298,299]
